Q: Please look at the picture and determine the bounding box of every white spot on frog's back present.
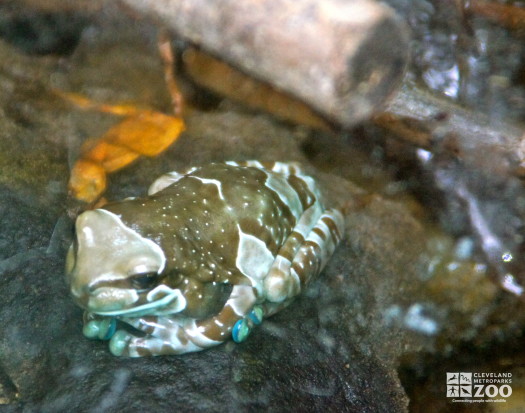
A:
[192,176,225,200]
[147,167,197,195]
[264,174,303,220]
[148,168,227,201]
[236,225,275,295]
[148,171,183,195]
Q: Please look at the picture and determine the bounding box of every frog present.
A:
[65,161,345,356]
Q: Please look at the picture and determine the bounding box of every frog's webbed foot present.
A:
[108,317,204,356]
[264,209,345,308]
[108,284,258,356]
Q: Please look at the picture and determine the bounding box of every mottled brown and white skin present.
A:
[66,161,344,356]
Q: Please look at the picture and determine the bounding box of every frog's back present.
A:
[156,161,323,254]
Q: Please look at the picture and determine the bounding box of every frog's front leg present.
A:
[264,209,345,308]
[108,284,257,357]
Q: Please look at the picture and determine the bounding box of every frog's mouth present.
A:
[93,285,187,318]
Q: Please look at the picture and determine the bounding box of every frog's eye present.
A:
[129,271,159,291]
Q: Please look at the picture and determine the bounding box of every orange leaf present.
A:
[68,160,107,203]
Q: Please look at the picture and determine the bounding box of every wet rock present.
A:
[0,246,409,412]
[0,187,55,260]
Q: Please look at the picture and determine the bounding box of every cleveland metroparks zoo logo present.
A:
[447,372,512,403]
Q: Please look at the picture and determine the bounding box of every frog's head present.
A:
[66,208,186,317]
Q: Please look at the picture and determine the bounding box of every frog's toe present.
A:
[109,330,132,356]
[83,317,117,340]
[232,306,264,343]
[248,306,264,325]
[232,319,251,343]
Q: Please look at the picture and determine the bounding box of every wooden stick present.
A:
[122,0,409,127]
[375,79,525,176]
